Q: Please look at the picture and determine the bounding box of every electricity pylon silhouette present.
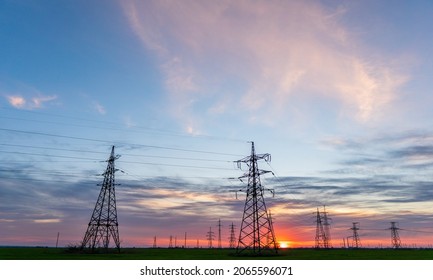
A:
[235,141,278,255]
[217,219,222,249]
[153,236,157,248]
[315,208,325,248]
[81,146,120,251]
[206,227,215,248]
[229,223,236,249]
[169,235,173,248]
[314,206,332,249]
[389,222,401,249]
[350,222,361,248]
[322,206,332,248]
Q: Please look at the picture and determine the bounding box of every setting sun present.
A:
[279,241,290,248]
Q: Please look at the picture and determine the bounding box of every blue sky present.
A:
[1,0,433,248]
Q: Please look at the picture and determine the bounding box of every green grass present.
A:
[1,247,433,260]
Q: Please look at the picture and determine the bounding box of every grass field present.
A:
[1,247,433,260]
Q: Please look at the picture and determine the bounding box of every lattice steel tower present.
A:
[315,206,332,249]
[228,222,236,249]
[315,208,325,248]
[322,206,332,248]
[206,227,215,248]
[153,236,157,248]
[350,222,361,248]
[235,142,278,255]
[169,235,173,248]
[217,219,222,249]
[389,222,401,249]
[81,146,120,251]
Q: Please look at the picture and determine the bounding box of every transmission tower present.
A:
[389,222,401,249]
[350,222,361,248]
[217,219,222,249]
[315,208,325,248]
[81,146,120,251]
[229,223,236,248]
[322,206,332,248]
[153,236,157,248]
[314,206,332,249]
[235,142,278,255]
[169,235,173,248]
[206,227,215,248]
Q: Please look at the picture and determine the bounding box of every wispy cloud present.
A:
[94,102,106,115]
[33,219,61,224]
[6,94,57,110]
[2,162,432,247]
[321,130,433,172]
[6,96,26,108]
[123,0,408,130]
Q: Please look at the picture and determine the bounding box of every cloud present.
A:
[2,161,433,247]
[94,102,106,115]
[123,0,408,130]
[33,219,61,224]
[6,94,57,110]
[321,130,433,173]
[6,96,26,108]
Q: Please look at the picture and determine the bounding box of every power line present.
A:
[118,159,234,171]
[0,143,233,163]
[0,149,235,171]
[0,175,96,184]
[0,107,247,142]
[401,229,433,234]
[0,168,99,177]
[0,128,243,157]
[0,150,101,161]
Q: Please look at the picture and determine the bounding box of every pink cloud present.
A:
[6,94,57,110]
[7,95,26,108]
[123,0,409,128]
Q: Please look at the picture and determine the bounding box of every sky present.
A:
[1,0,433,249]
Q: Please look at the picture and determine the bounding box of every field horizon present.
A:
[1,247,433,260]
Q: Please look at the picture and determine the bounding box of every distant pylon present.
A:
[217,219,222,249]
[389,222,401,249]
[153,236,157,248]
[235,142,278,255]
[206,227,215,248]
[322,206,332,248]
[315,208,325,248]
[81,146,120,251]
[314,206,332,249]
[350,222,361,248]
[229,223,236,248]
[169,235,173,248]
